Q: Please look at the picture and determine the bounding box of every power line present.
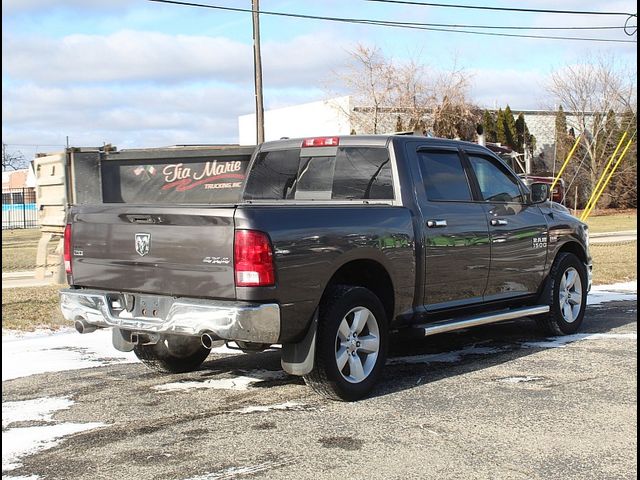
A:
[365,0,637,17]
[148,0,637,43]
[363,18,633,31]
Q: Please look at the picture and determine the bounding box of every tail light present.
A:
[234,230,275,287]
[301,136,340,147]
[63,223,72,274]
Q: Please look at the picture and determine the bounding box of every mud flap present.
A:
[112,328,135,352]
[281,310,317,376]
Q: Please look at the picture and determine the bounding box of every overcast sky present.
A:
[2,0,637,160]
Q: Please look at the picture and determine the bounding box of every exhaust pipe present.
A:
[201,333,214,350]
[74,318,97,334]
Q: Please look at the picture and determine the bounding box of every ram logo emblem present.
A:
[135,233,151,257]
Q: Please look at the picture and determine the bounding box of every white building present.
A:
[239,96,352,145]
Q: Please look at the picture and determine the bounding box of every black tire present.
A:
[304,285,388,401]
[537,252,588,336]
[134,335,210,373]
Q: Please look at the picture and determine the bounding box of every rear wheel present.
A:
[304,285,388,401]
[134,335,210,373]
[537,252,587,336]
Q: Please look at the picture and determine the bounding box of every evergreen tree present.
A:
[482,110,497,143]
[515,113,526,152]
[496,108,507,145]
[503,105,517,149]
[554,105,570,166]
[514,112,536,156]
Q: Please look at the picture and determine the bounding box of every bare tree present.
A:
[547,55,637,207]
[430,62,480,140]
[2,144,27,171]
[332,45,479,140]
[334,45,397,134]
[392,58,432,132]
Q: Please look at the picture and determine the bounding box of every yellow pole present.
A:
[581,137,635,221]
[582,131,628,217]
[550,134,581,192]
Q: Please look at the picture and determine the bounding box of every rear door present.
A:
[463,150,548,300]
[410,145,491,310]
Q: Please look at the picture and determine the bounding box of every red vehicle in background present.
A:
[485,143,565,204]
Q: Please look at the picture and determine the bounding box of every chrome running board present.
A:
[414,305,550,337]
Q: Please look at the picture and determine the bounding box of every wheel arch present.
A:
[323,258,395,324]
[556,240,588,265]
[539,240,588,302]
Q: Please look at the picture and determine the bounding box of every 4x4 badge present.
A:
[135,233,151,257]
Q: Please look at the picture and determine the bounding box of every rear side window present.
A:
[243,147,394,201]
[243,149,300,200]
[332,147,393,200]
[418,150,472,201]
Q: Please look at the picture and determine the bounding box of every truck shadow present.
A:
[377,300,637,398]
[196,301,636,398]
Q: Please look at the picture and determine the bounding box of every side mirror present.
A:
[530,182,550,204]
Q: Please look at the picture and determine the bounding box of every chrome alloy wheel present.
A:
[559,266,583,323]
[334,306,380,384]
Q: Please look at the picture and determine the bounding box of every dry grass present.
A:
[590,242,637,285]
[2,228,60,272]
[584,210,637,234]
[1,284,68,331]
[2,229,41,272]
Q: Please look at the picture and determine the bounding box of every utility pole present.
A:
[251,0,265,144]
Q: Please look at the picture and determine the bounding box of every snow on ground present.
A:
[1,328,136,382]
[2,397,104,473]
[2,397,74,429]
[521,332,637,349]
[1,328,243,382]
[154,370,288,393]
[588,280,637,305]
[184,458,295,480]
[234,401,307,414]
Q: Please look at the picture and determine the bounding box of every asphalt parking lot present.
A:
[2,299,637,480]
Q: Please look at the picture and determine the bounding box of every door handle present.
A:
[427,219,447,228]
[490,218,508,226]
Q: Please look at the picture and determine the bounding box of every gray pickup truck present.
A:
[60,135,591,400]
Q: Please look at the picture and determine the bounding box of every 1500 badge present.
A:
[532,236,547,249]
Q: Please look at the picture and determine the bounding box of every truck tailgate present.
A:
[70,205,236,299]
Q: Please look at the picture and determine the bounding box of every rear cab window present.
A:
[243,144,394,201]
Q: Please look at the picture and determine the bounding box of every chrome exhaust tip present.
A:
[201,333,214,350]
[74,318,97,334]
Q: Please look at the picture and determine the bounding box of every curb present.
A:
[590,230,637,238]
[2,271,38,279]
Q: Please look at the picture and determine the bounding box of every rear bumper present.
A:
[59,289,280,344]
